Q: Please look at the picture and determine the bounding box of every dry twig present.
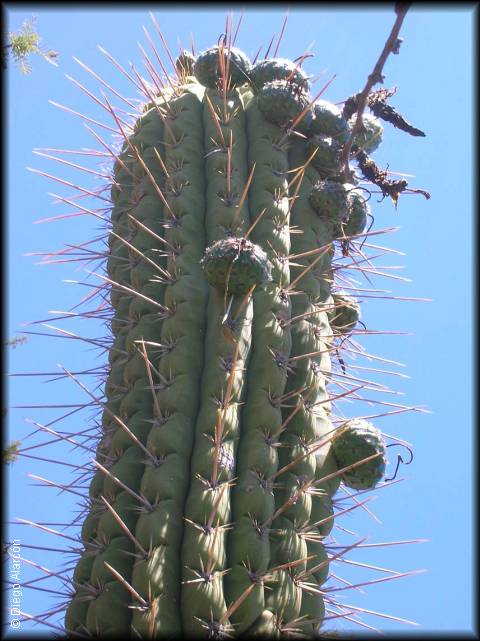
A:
[340,5,410,174]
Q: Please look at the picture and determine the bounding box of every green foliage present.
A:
[4,335,28,348]
[5,17,58,74]
[3,440,21,464]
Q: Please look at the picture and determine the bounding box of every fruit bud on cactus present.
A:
[329,290,361,333]
[201,237,272,295]
[194,45,252,88]
[256,80,312,129]
[332,419,387,489]
[349,112,384,153]
[306,134,343,179]
[309,99,351,142]
[309,178,351,223]
[340,184,371,237]
[248,57,310,92]
[175,49,196,76]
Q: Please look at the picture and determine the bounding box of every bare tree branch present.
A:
[340,5,410,174]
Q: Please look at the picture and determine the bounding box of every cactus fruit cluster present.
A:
[12,12,428,639]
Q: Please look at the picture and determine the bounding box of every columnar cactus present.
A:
[14,11,427,638]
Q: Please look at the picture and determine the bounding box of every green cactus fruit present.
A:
[201,237,272,295]
[256,80,312,129]
[332,419,387,489]
[350,112,384,153]
[306,134,342,178]
[340,185,370,236]
[175,49,196,76]
[309,99,350,142]
[309,178,350,223]
[194,45,251,88]
[248,57,310,92]
[329,290,361,332]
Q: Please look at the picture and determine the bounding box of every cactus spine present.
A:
[16,12,427,638]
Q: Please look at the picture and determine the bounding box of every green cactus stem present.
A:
[131,85,210,637]
[65,93,169,635]
[224,93,293,633]
[20,28,423,638]
[250,137,339,632]
[178,86,255,636]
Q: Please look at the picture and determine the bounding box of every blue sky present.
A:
[5,5,474,636]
